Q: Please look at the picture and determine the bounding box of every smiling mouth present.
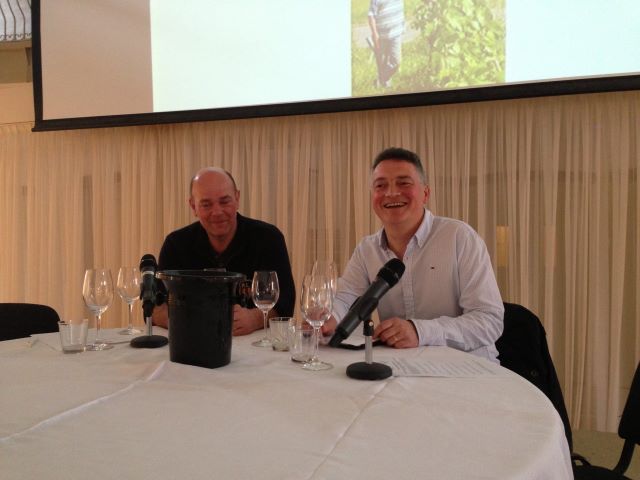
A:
[209,220,229,227]
[384,202,407,209]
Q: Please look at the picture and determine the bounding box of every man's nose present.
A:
[209,203,224,215]
[385,184,400,196]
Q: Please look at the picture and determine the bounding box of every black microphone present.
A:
[329,258,405,347]
[131,254,168,349]
[139,254,158,319]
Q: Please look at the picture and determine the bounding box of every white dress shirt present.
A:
[333,208,504,362]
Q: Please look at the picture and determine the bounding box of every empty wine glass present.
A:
[300,274,333,371]
[82,268,114,351]
[251,271,279,348]
[311,260,338,301]
[117,266,142,335]
[312,260,338,345]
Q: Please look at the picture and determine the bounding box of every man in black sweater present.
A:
[152,167,295,336]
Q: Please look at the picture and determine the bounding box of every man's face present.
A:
[189,171,240,243]
[371,159,430,229]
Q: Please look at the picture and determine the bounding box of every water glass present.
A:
[269,317,292,351]
[58,319,89,353]
[289,321,314,363]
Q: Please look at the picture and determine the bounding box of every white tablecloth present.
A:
[0,329,573,479]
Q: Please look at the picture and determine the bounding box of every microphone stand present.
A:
[346,317,392,380]
[130,295,168,349]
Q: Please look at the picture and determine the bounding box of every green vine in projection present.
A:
[410,0,505,90]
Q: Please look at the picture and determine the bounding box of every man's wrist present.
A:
[255,309,265,330]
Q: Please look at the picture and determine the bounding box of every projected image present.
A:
[150,0,351,112]
[36,0,640,128]
[352,0,505,96]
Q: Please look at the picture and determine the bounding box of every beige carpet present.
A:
[573,430,639,479]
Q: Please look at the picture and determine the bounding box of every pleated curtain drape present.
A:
[1,90,638,432]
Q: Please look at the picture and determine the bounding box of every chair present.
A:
[572,361,640,479]
[495,302,573,451]
[0,303,60,341]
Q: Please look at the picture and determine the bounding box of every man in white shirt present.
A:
[322,147,504,361]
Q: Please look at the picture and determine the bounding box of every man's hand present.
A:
[152,303,263,335]
[151,303,169,328]
[374,317,418,348]
[232,305,263,336]
[320,316,337,337]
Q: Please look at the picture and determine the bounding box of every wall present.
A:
[0,82,33,123]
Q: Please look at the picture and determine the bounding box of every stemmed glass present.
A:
[312,260,338,300]
[251,271,279,348]
[116,266,142,335]
[312,260,338,345]
[300,274,333,371]
[82,268,114,351]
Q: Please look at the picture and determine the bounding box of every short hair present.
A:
[372,147,427,184]
[189,168,238,197]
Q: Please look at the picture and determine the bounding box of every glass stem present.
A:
[263,310,269,338]
[95,313,102,342]
[312,326,320,363]
[127,303,134,329]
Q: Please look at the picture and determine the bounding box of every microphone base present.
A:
[346,361,392,380]
[130,335,169,349]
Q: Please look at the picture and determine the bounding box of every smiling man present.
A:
[152,167,295,335]
[323,147,504,361]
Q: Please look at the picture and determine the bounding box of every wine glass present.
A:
[311,260,338,301]
[82,268,114,351]
[312,260,338,345]
[300,274,333,371]
[117,266,142,335]
[251,271,279,347]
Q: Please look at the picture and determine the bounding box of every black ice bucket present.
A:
[156,270,245,369]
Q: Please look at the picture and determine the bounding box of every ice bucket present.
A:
[156,270,245,369]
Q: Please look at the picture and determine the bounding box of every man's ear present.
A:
[189,197,197,216]
[423,185,431,204]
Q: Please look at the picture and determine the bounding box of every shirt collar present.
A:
[414,208,433,248]
[377,207,433,250]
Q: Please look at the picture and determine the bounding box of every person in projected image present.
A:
[152,167,295,335]
[322,147,504,361]
[368,0,405,88]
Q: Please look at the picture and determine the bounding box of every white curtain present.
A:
[1,90,638,432]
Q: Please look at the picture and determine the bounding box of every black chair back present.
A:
[573,361,639,478]
[495,302,573,450]
[0,303,60,341]
[619,361,640,444]
[612,361,640,474]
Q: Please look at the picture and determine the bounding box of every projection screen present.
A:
[32,0,640,131]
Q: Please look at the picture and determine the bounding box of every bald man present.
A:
[152,167,295,336]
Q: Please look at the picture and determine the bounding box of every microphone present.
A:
[130,254,168,349]
[139,254,158,318]
[329,258,405,347]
